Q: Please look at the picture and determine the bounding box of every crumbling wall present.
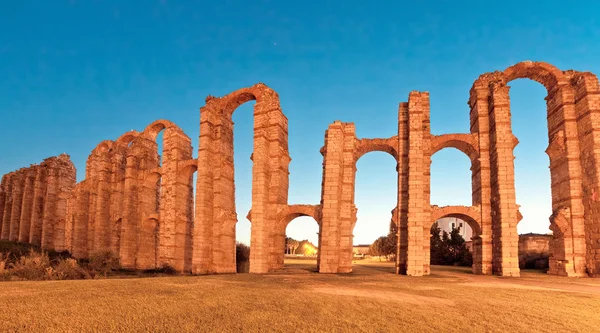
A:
[0,154,76,251]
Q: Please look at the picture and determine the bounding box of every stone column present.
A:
[488,83,520,277]
[18,167,37,242]
[94,154,112,251]
[572,72,600,276]
[319,121,356,273]
[396,102,409,274]
[160,128,193,272]
[52,155,76,251]
[40,167,58,249]
[193,104,219,274]
[469,84,494,275]
[71,185,90,259]
[0,174,10,239]
[265,109,291,272]
[248,104,277,274]
[120,154,140,268]
[109,148,127,256]
[405,92,430,276]
[9,170,26,242]
[28,166,47,246]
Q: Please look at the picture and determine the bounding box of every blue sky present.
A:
[1,1,599,246]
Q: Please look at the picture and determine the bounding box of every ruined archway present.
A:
[468,61,600,277]
[273,204,321,272]
[193,83,291,274]
[427,139,485,274]
[319,122,400,273]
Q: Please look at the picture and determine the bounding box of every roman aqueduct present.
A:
[1,61,599,277]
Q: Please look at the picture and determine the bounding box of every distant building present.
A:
[352,244,370,255]
[434,217,473,241]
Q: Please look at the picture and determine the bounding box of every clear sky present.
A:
[1,1,599,246]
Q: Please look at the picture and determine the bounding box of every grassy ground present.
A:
[1,259,599,332]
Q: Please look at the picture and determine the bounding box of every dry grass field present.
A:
[1,259,599,332]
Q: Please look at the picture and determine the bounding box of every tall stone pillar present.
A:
[405,91,430,276]
[71,185,90,258]
[41,167,58,249]
[18,167,37,242]
[572,72,600,276]
[319,121,356,273]
[0,174,9,239]
[109,147,127,256]
[52,155,76,251]
[9,170,26,242]
[469,83,494,275]
[29,166,47,246]
[396,102,409,274]
[488,83,520,277]
[1,173,13,240]
[160,128,193,272]
[193,103,219,274]
[94,153,112,251]
[248,101,287,274]
[120,154,140,268]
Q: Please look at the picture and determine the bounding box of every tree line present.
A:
[368,220,472,267]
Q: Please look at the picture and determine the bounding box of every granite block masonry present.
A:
[1,62,598,277]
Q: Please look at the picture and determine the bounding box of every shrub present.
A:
[236,242,250,273]
[87,249,120,278]
[9,249,54,281]
[0,253,10,281]
[55,258,91,280]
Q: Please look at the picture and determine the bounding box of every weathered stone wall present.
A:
[519,233,552,269]
[1,62,599,277]
[0,154,76,250]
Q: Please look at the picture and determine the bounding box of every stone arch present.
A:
[176,159,198,183]
[91,140,114,154]
[142,119,182,141]
[503,61,569,90]
[143,169,163,186]
[209,83,282,117]
[468,60,595,277]
[430,205,482,236]
[430,134,479,162]
[272,204,322,271]
[194,83,290,274]
[354,137,399,162]
[430,205,484,274]
[277,204,322,229]
[115,130,139,146]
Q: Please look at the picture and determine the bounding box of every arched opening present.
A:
[353,150,397,273]
[430,147,472,207]
[509,79,551,273]
[429,141,479,274]
[429,209,481,274]
[510,79,551,234]
[283,216,320,273]
[193,84,290,274]
[233,101,254,272]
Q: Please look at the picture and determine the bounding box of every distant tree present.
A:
[387,220,398,261]
[430,222,472,266]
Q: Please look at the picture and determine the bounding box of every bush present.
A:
[0,253,10,281]
[236,242,250,273]
[87,249,120,278]
[9,249,55,281]
[55,258,91,280]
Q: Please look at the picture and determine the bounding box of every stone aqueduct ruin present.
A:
[1,61,599,277]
